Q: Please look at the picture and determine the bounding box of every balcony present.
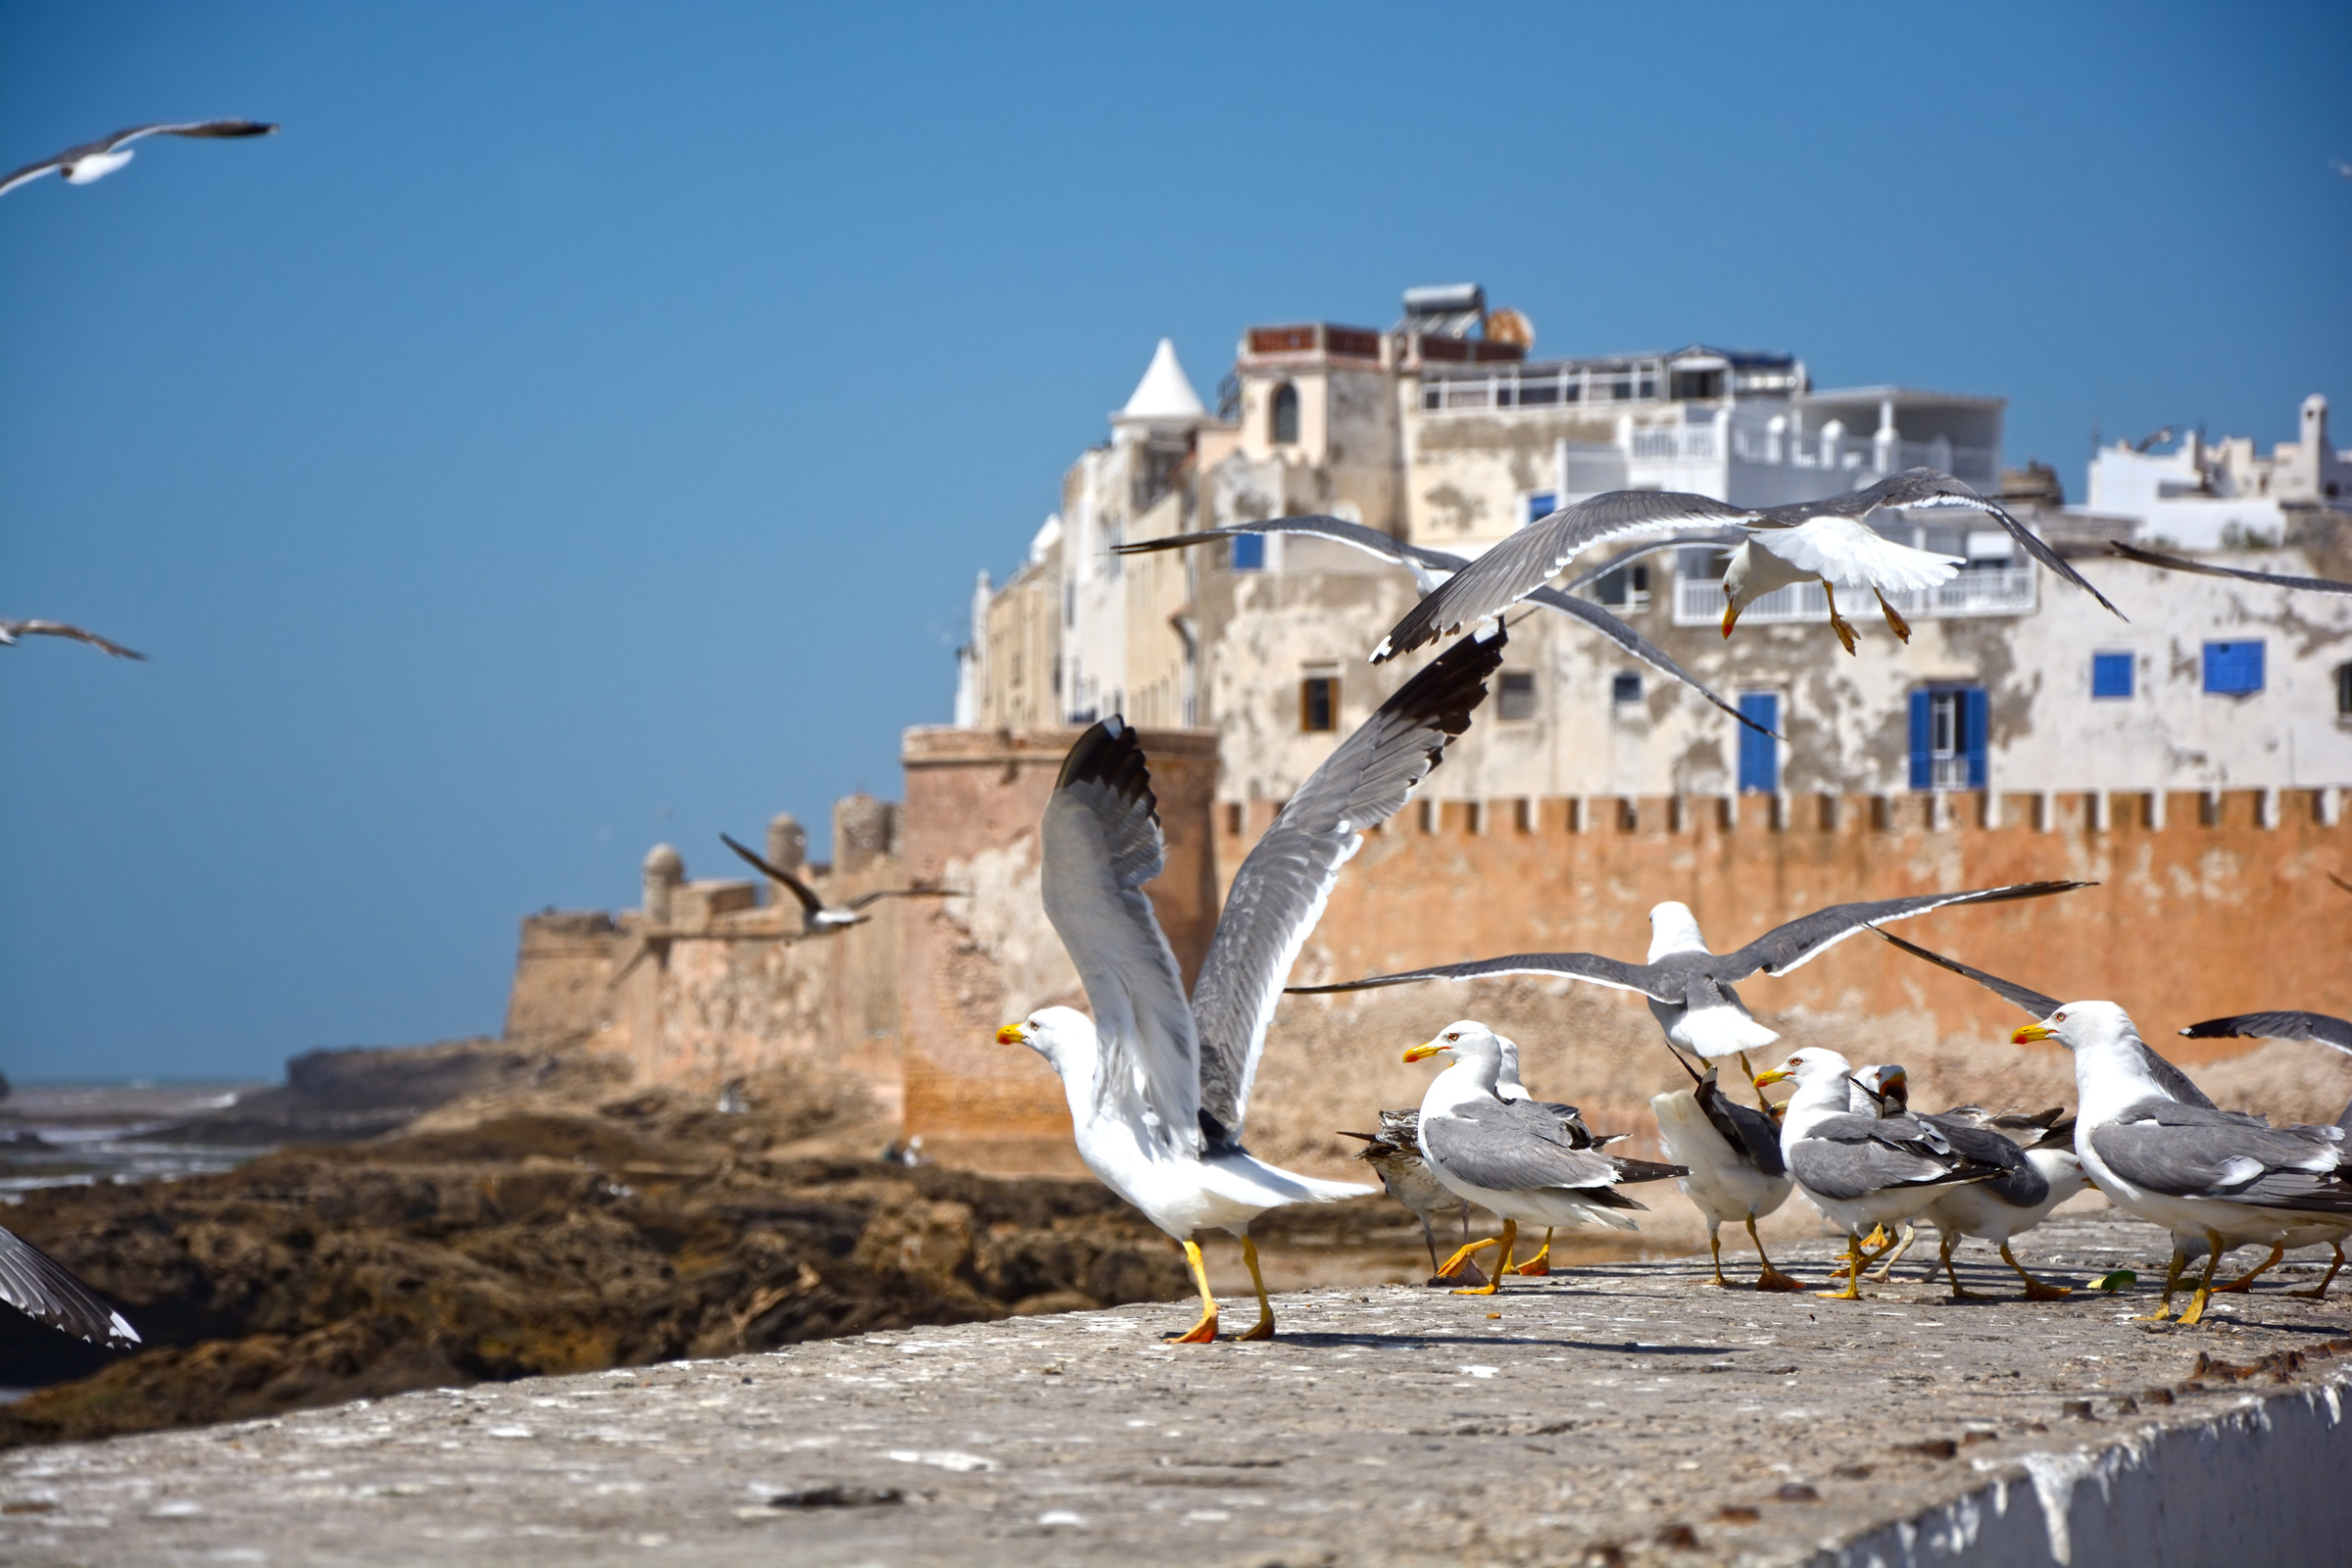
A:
[1728,427,1998,488]
[1671,565,2037,626]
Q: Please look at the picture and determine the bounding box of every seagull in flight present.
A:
[2107,540,2352,598]
[997,630,1505,1342]
[1115,514,1773,736]
[1,120,277,198]
[1373,467,2125,663]
[1,618,145,660]
[0,1225,140,1348]
[719,833,958,936]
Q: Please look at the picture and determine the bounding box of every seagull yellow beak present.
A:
[2012,1023,2055,1044]
[1402,1042,1446,1063]
[996,1023,1027,1046]
[1751,1066,1793,1087]
[1721,601,1741,638]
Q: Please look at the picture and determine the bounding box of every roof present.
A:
[1115,338,1206,424]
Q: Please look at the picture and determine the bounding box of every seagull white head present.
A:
[996,1005,1097,1070]
[1403,1020,1507,1089]
[1751,1047,1856,1113]
[1852,1061,1909,1112]
[1645,901,1708,961]
[2012,1001,2134,1054]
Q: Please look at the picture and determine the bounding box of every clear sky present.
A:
[3,1,2347,1082]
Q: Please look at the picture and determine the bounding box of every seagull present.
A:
[719,833,960,935]
[1,120,277,198]
[0,1225,139,1348]
[1920,1109,2086,1301]
[1401,1021,1686,1295]
[1372,467,2125,664]
[996,630,1505,1342]
[1338,1112,1480,1280]
[1752,1047,2004,1299]
[1649,1062,1802,1291]
[1,618,145,660]
[2107,540,2352,597]
[1113,514,1773,736]
[1287,882,2088,1066]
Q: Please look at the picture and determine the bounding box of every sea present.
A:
[0,1081,273,1199]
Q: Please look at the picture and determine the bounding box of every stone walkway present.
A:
[4,1209,2349,1567]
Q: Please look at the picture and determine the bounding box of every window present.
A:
[1669,367,1724,401]
[1230,532,1266,570]
[2203,641,2265,696]
[1593,564,1650,610]
[1497,671,1538,721]
[1909,686,1987,790]
[1270,382,1299,446]
[1738,694,1779,793]
[2091,652,2134,700]
[1611,671,1643,706]
[2338,662,2352,715]
[1525,491,1557,525]
[1300,674,1337,732]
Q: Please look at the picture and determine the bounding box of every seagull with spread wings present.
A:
[1114,514,1772,736]
[1,120,276,198]
[996,630,1505,1342]
[719,833,958,936]
[2107,540,2352,598]
[1649,1061,1802,1291]
[1372,467,2125,663]
[1,618,145,660]
[1287,882,2088,1065]
[0,1225,139,1350]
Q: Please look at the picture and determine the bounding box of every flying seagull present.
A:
[719,833,959,935]
[1,120,277,198]
[1401,1020,1686,1295]
[0,1225,139,1348]
[996,629,1506,1342]
[1649,1060,1801,1291]
[2107,540,2352,598]
[2177,1007,2352,1298]
[0,618,145,660]
[1114,514,1773,736]
[1287,882,2088,1064]
[1372,467,2125,664]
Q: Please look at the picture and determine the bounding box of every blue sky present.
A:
[3,1,2347,1081]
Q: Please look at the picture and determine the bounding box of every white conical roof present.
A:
[1116,337,1206,424]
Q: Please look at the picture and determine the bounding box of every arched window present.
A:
[1270,382,1299,446]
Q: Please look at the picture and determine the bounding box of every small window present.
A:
[1909,686,1987,789]
[1270,382,1299,446]
[1497,671,1538,721]
[2335,662,2351,715]
[1594,564,1650,610]
[2091,652,2134,700]
[1230,533,1266,570]
[1611,671,1643,705]
[1525,492,1558,525]
[1300,675,1337,732]
[1738,694,1779,793]
[2203,641,2265,696]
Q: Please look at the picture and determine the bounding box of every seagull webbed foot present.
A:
[1875,588,1913,643]
[1513,1229,1554,1276]
[1171,1312,1219,1344]
[1437,1237,1504,1279]
[2211,1243,2283,1294]
[1999,1242,2072,1300]
[1756,1265,1808,1293]
[2288,1246,2344,1299]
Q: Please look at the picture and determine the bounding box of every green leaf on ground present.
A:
[2090,1269,2138,1294]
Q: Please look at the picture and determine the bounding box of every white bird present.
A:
[719,833,960,935]
[1289,883,2087,1065]
[1,121,277,197]
[1401,1021,1686,1295]
[1753,1047,2005,1300]
[0,1225,139,1348]
[0,618,145,660]
[1372,467,2125,664]
[997,631,1505,1342]
[1649,1063,1802,1291]
[1920,1111,2087,1301]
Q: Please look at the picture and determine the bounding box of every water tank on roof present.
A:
[1402,282,1486,317]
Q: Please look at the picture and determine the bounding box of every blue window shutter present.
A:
[1964,688,1989,789]
[1230,533,1265,571]
[2203,640,2264,695]
[2091,652,2133,699]
[1526,492,1558,524]
[1738,694,1779,792]
[1908,690,1932,790]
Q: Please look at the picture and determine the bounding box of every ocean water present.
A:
[0,1081,272,1197]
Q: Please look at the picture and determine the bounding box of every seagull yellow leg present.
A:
[1514,1228,1554,1275]
[1874,587,1914,644]
[1453,1219,1515,1297]
[2135,1246,2187,1322]
[1705,1228,1729,1287]
[2000,1241,2074,1301]
[1749,1217,1806,1292]
[1867,1223,1919,1282]
[1740,1052,1773,1112]
[1941,1234,1984,1299]
[2177,1231,2226,1327]
[2290,1244,2345,1300]
[2213,1243,2284,1294]
[1171,1238,1219,1344]
[1816,1233,1865,1299]
[1237,1236,1275,1341]
[1437,1235,1504,1279]
[1822,582,1860,656]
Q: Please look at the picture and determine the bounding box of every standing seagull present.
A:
[1,121,277,198]
[1114,514,1770,736]
[0,1226,139,1349]
[996,631,1504,1342]
[1288,883,2087,1065]
[1402,1021,1686,1295]
[2177,1007,2352,1298]
[1,618,145,660]
[1649,1062,1802,1291]
[719,833,958,936]
[1921,1112,2087,1301]
[1372,468,2124,664]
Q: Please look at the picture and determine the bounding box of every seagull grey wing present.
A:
[1286,949,1680,1003]
[2180,1011,2352,1054]
[1820,467,2125,619]
[1523,587,1775,737]
[1921,1114,2045,1206]
[1719,881,2092,981]
[1371,490,1757,662]
[1789,1116,1984,1200]
[1694,1074,1787,1175]
[1871,928,2063,1017]
[100,120,279,151]
[1,620,148,660]
[1423,1100,1641,1198]
[719,833,826,916]
[1191,632,1504,1144]
[1041,719,1202,1148]
[2089,1115,2352,1213]
[1113,516,1463,595]
[843,887,960,910]
[0,1227,138,1348]
[1561,530,1747,593]
[2109,541,2352,598]
[0,152,68,196]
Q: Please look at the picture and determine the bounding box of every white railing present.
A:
[1629,424,1719,462]
[1672,565,2037,626]
[1725,429,1999,487]
[1422,364,1659,411]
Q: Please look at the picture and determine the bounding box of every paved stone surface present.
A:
[3,1209,2349,1567]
